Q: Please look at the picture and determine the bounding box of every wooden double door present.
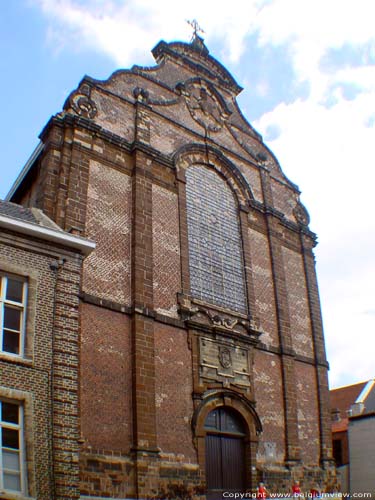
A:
[205,408,246,499]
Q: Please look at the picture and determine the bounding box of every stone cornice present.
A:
[34,114,317,243]
[80,292,329,369]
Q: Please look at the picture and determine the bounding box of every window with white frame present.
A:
[0,275,27,356]
[0,400,25,493]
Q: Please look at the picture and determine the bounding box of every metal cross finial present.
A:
[187,19,205,40]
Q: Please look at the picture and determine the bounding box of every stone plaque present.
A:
[199,337,251,388]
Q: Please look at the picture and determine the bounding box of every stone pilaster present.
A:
[300,233,333,466]
[131,139,159,497]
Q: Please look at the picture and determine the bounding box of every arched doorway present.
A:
[204,407,246,498]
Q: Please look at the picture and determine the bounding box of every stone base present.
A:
[79,451,204,499]
[257,463,337,494]
[80,452,336,499]
[80,452,136,498]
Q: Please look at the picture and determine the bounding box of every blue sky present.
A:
[1,0,374,388]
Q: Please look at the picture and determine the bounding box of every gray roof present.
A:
[0,200,63,231]
[0,200,38,224]
[0,200,95,255]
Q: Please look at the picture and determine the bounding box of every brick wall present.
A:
[282,247,314,358]
[271,181,298,223]
[83,161,132,305]
[0,230,84,500]
[80,303,132,453]
[10,38,334,496]
[253,350,285,463]
[248,227,279,347]
[152,185,181,318]
[155,324,196,461]
[295,363,320,464]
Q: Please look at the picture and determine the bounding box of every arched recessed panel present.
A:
[185,165,247,313]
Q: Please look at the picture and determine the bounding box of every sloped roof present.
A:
[0,200,95,255]
[330,381,367,415]
[0,200,66,231]
[0,200,39,225]
[152,38,243,95]
[330,381,369,434]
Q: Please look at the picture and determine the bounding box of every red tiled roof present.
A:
[330,381,367,414]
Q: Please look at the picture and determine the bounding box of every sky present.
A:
[0,0,374,389]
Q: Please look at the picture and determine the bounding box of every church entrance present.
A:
[205,407,246,499]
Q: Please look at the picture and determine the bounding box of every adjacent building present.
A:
[348,410,375,495]
[0,201,94,499]
[330,379,375,495]
[5,35,335,498]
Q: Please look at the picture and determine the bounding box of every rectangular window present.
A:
[0,275,27,356]
[0,400,25,493]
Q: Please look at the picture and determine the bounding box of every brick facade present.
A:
[9,35,335,498]
[0,204,93,499]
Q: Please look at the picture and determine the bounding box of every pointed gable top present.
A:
[152,38,243,96]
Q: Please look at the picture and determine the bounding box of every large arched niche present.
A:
[191,390,262,491]
[174,144,259,317]
[185,163,247,312]
[174,144,254,208]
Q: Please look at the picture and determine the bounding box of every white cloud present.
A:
[255,80,270,98]
[256,0,375,78]
[248,0,375,388]
[254,81,375,388]
[31,0,259,64]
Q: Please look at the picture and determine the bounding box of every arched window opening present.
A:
[204,407,246,436]
[185,165,247,313]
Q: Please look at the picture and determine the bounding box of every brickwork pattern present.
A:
[152,185,181,318]
[259,169,301,464]
[295,363,320,465]
[83,161,132,305]
[253,350,285,463]
[52,256,82,499]
[99,71,177,106]
[271,180,298,222]
[0,232,83,500]
[236,160,264,202]
[91,88,135,141]
[0,242,56,500]
[137,59,196,93]
[301,238,332,463]
[130,152,158,462]
[150,111,201,153]
[248,227,279,347]
[155,324,196,461]
[80,303,132,453]
[9,37,335,497]
[282,246,314,358]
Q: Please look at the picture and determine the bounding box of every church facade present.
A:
[8,36,335,499]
